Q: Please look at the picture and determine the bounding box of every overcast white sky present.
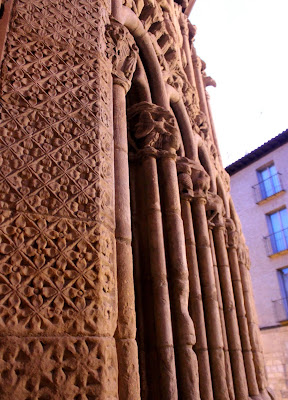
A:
[190,0,288,167]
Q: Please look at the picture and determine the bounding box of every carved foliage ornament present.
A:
[106,19,138,92]
[128,101,180,152]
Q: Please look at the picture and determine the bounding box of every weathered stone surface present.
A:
[0,336,118,400]
[0,0,273,398]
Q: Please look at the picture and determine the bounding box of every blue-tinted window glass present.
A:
[269,209,288,253]
[258,164,281,199]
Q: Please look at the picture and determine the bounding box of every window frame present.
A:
[266,207,288,254]
[256,162,282,200]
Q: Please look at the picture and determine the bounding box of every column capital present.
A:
[194,111,209,139]
[106,18,138,93]
[237,242,251,269]
[192,55,202,70]
[179,13,189,37]
[205,192,225,226]
[177,158,194,201]
[127,102,180,152]
[225,218,239,249]
[176,156,210,200]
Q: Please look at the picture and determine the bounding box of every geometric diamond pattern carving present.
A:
[0,336,118,400]
[0,0,115,338]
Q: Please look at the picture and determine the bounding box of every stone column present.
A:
[210,196,249,399]
[226,219,260,399]
[106,20,141,400]
[191,168,230,400]
[209,223,235,400]
[129,159,150,399]
[158,154,200,399]
[238,244,271,400]
[128,102,178,400]
[177,158,214,400]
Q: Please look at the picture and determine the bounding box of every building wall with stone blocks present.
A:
[228,135,288,400]
[0,0,274,399]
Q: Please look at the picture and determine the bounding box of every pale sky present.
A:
[190,0,288,167]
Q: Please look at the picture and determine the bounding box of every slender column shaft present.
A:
[159,155,200,400]
[209,228,235,400]
[113,84,140,400]
[181,198,213,400]
[140,152,178,400]
[239,257,268,396]
[227,244,260,397]
[213,226,249,399]
[129,161,149,399]
[191,197,229,400]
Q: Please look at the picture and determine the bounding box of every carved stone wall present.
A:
[0,0,274,399]
[0,0,118,398]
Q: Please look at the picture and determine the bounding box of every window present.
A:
[279,267,288,299]
[274,267,288,321]
[257,164,282,200]
[266,208,288,254]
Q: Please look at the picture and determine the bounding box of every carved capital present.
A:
[225,218,239,248]
[194,111,209,139]
[128,102,180,152]
[237,243,251,269]
[177,158,193,201]
[206,192,225,226]
[190,162,210,199]
[192,56,202,70]
[106,19,138,93]
[180,14,189,37]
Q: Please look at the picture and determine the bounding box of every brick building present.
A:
[227,130,288,400]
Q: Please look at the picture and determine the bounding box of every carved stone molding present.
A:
[128,101,180,152]
[106,18,138,93]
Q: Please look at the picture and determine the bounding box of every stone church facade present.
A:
[0,0,274,399]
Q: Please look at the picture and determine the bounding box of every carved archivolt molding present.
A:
[106,18,139,92]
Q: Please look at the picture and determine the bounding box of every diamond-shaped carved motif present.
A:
[0,337,118,400]
[0,0,114,338]
[0,213,116,335]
